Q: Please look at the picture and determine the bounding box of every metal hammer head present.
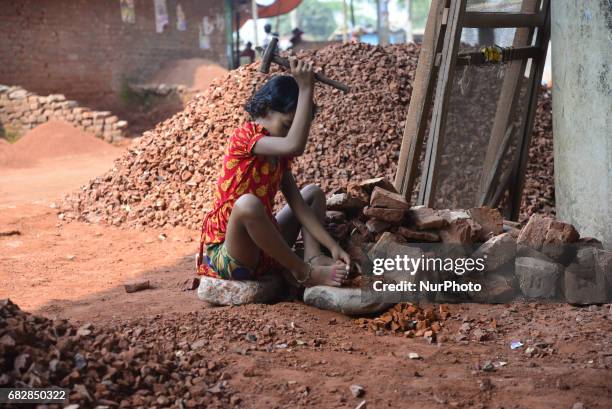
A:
[259,37,279,74]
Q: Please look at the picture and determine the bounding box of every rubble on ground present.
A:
[0,299,234,407]
[355,303,450,341]
[59,42,555,230]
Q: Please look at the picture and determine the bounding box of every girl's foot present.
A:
[305,261,349,287]
[308,253,336,266]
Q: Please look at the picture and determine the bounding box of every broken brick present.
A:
[408,207,447,230]
[363,206,405,223]
[517,214,553,250]
[124,279,150,293]
[396,226,440,242]
[439,218,481,245]
[369,187,410,209]
[468,207,503,242]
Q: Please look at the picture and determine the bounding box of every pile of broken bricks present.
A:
[0,299,236,407]
[59,42,555,231]
[323,177,612,306]
[355,303,451,341]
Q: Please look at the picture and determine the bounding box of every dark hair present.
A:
[245,75,299,118]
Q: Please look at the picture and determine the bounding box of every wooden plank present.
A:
[393,0,446,200]
[477,0,541,207]
[418,0,467,206]
[508,0,551,220]
[489,164,514,208]
[463,12,544,28]
[479,124,515,206]
[456,45,541,65]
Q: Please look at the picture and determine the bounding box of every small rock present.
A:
[124,279,150,293]
[408,352,421,360]
[481,361,495,372]
[349,384,365,398]
[479,378,493,391]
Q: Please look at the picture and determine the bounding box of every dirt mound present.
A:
[60,42,554,230]
[149,58,229,91]
[0,298,234,407]
[0,121,119,168]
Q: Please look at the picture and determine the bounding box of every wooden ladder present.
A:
[394,0,551,220]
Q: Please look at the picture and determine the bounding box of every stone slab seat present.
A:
[197,274,286,306]
[303,286,391,316]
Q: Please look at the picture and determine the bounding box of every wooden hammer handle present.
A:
[272,55,350,93]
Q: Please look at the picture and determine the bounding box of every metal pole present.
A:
[251,0,259,47]
[235,10,241,68]
[342,0,349,42]
[406,0,413,42]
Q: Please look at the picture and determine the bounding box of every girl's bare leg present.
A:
[276,184,336,266]
[224,193,344,286]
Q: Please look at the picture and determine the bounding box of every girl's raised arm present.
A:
[252,58,314,156]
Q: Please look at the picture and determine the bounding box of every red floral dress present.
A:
[197,122,292,278]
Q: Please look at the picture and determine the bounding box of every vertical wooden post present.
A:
[394,0,446,200]
[418,0,467,207]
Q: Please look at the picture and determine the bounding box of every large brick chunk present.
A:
[326,193,367,210]
[515,257,563,299]
[595,249,612,301]
[439,218,481,245]
[472,233,517,272]
[348,178,398,204]
[469,273,517,304]
[367,232,422,302]
[357,177,397,194]
[564,247,608,304]
[370,187,410,209]
[517,214,553,250]
[396,226,440,242]
[469,207,503,242]
[408,207,447,230]
[547,221,580,244]
[365,219,391,234]
[541,220,580,262]
[363,206,405,223]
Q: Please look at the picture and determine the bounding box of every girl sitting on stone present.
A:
[197,58,351,287]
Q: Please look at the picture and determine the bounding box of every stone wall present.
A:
[0,85,127,142]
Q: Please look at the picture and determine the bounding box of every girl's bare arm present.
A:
[252,58,314,156]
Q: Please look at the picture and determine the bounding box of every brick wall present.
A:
[0,0,228,111]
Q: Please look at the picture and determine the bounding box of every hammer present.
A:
[256,37,350,93]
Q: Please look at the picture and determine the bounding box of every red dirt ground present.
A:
[0,134,611,408]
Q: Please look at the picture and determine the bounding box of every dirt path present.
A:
[1,151,611,408]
